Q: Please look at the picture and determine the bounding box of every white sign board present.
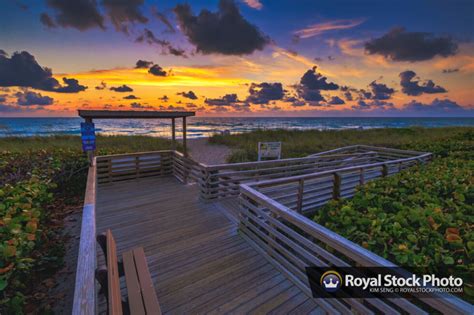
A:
[258,142,281,161]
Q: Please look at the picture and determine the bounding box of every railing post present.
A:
[296,179,304,213]
[359,168,365,185]
[135,156,139,179]
[333,172,341,200]
[160,153,165,176]
[207,170,218,200]
[382,164,388,177]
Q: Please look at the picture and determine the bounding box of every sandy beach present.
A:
[187,138,231,164]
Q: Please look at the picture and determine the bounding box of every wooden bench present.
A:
[96,229,162,315]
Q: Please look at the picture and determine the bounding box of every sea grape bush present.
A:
[0,177,54,300]
[314,157,474,300]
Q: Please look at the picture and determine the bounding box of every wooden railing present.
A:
[197,145,432,201]
[197,152,381,200]
[93,146,432,204]
[251,153,431,215]
[239,179,472,314]
[95,150,174,184]
[72,162,97,315]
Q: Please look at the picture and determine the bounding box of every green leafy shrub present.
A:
[314,155,474,300]
[0,176,54,308]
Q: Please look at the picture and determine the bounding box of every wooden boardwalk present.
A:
[96,176,323,314]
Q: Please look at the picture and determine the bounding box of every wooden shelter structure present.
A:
[78,110,195,156]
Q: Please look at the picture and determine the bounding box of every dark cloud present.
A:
[300,66,339,90]
[295,66,338,103]
[152,6,175,33]
[102,0,148,33]
[232,103,251,112]
[343,91,353,101]
[95,81,107,90]
[161,105,186,111]
[399,70,447,96]
[54,78,87,93]
[0,104,25,113]
[369,81,395,100]
[40,13,56,28]
[0,51,87,93]
[174,0,270,55]
[135,60,153,69]
[442,68,459,74]
[16,91,54,106]
[124,94,140,100]
[328,96,345,105]
[365,27,458,62]
[186,103,197,108]
[402,98,471,115]
[0,95,6,103]
[205,93,241,106]
[246,82,284,104]
[135,28,187,57]
[158,95,169,101]
[110,84,133,92]
[45,0,105,31]
[148,64,167,76]
[177,91,198,100]
[297,87,325,103]
[359,89,372,100]
[131,102,153,109]
[354,99,394,110]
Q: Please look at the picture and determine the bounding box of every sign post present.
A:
[81,121,96,165]
[258,142,281,161]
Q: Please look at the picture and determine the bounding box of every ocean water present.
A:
[0,117,473,139]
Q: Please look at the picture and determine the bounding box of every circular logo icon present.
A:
[320,270,342,293]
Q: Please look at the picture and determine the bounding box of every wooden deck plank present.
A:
[122,250,146,315]
[96,176,321,314]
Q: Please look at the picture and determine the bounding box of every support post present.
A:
[296,179,304,213]
[182,116,187,157]
[333,172,341,200]
[382,164,388,177]
[182,116,188,184]
[171,118,176,150]
[85,117,94,166]
[359,168,365,185]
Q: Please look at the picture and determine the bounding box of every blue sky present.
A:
[0,0,473,116]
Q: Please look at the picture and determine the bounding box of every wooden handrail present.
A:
[72,160,97,315]
[239,175,472,314]
[96,150,174,159]
[250,152,431,188]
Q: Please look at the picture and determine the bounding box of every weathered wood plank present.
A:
[96,177,322,314]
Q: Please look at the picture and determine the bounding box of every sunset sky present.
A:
[0,0,473,117]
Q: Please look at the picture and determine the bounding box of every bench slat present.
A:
[123,250,146,315]
[106,230,123,315]
[133,247,162,315]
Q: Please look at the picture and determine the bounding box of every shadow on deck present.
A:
[96,176,322,314]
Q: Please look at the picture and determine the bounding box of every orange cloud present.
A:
[294,18,365,39]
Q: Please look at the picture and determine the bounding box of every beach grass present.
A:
[209,126,474,162]
[0,135,179,154]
